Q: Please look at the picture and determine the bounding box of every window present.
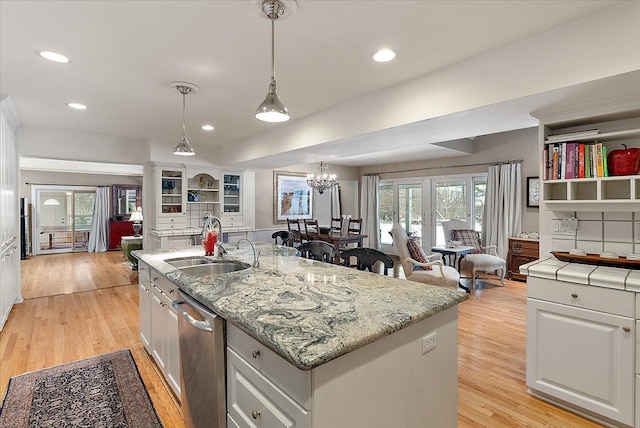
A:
[379,180,423,247]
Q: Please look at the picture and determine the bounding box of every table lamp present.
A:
[130,207,143,237]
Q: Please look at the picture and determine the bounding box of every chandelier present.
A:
[307,162,337,194]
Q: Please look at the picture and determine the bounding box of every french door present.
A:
[431,175,486,246]
[32,186,97,255]
[379,180,427,251]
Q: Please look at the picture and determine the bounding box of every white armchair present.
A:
[441,220,505,291]
[391,223,461,290]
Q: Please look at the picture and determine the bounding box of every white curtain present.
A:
[360,175,380,249]
[88,186,109,252]
[482,162,522,259]
[330,185,341,219]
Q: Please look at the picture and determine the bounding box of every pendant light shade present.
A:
[171,81,199,156]
[255,0,290,123]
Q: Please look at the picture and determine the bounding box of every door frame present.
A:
[31,185,98,255]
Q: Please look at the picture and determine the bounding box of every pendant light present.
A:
[171,81,199,156]
[255,0,290,123]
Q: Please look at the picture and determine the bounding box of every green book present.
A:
[585,146,591,178]
[602,145,608,177]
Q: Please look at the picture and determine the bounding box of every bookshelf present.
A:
[541,113,640,212]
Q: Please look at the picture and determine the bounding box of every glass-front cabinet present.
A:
[222,172,241,214]
[159,168,185,214]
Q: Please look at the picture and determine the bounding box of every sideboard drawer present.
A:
[528,277,634,318]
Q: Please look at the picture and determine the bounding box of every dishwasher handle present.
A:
[172,300,214,333]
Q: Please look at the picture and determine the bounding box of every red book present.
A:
[578,143,585,178]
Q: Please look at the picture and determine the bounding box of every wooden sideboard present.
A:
[109,221,135,250]
[507,237,539,281]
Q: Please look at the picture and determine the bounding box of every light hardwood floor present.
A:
[2,252,603,427]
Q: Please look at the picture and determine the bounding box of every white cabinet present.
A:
[138,261,152,351]
[0,98,20,332]
[143,163,187,236]
[526,277,635,426]
[148,269,181,398]
[222,172,242,215]
[538,112,640,212]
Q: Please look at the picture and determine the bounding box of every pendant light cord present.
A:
[270,18,276,82]
[182,91,187,136]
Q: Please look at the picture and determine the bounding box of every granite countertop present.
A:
[133,243,468,370]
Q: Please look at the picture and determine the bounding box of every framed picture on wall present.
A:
[273,171,313,223]
[527,176,540,208]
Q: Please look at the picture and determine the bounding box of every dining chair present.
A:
[298,241,336,263]
[271,230,294,247]
[391,223,462,290]
[287,218,303,243]
[347,218,362,235]
[330,217,342,233]
[340,247,394,275]
[304,219,321,241]
[441,219,506,291]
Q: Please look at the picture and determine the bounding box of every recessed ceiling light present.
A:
[39,51,70,63]
[67,103,87,110]
[201,124,215,131]
[372,48,396,63]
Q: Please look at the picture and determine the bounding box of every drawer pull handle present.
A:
[252,410,260,419]
[571,293,578,298]
[169,289,175,294]
[623,326,631,333]
[252,350,261,358]
[153,277,159,282]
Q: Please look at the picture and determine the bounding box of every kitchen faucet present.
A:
[202,213,225,259]
[236,238,260,268]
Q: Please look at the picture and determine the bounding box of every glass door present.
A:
[379,180,423,249]
[222,173,241,214]
[431,175,486,246]
[32,186,97,255]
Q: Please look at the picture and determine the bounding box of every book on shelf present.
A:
[545,129,600,142]
[552,145,559,180]
[565,143,576,179]
[560,143,566,179]
[602,145,608,177]
[584,144,591,178]
[595,142,604,178]
[578,143,585,178]
[543,148,549,180]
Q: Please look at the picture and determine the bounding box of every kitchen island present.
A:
[134,243,468,427]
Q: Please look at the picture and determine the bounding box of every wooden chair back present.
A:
[287,218,303,243]
[348,218,362,235]
[330,217,342,233]
[271,230,294,247]
[298,241,336,263]
[340,247,394,275]
[304,219,320,241]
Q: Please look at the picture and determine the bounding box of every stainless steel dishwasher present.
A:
[172,290,226,428]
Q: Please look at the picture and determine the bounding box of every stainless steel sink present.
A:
[179,260,251,277]
[165,256,214,268]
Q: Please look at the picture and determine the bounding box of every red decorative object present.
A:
[607,144,640,176]
[109,221,134,250]
[203,230,218,256]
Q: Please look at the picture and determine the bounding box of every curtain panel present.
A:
[88,186,109,252]
[360,175,380,249]
[482,162,522,259]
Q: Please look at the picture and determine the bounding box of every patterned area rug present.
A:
[0,349,163,427]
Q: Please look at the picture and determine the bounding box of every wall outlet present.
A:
[422,332,437,354]
[552,218,578,236]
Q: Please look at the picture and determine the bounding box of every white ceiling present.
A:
[0,0,632,169]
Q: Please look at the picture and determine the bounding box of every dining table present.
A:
[318,231,368,264]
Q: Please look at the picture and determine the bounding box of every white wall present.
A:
[253,164,360,230]
[362,127,540,234]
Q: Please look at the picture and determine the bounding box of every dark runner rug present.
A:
[0,349,163,427]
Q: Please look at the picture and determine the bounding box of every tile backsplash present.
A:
[551,212,640,256]
[187,203,216,228]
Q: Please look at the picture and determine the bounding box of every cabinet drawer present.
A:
[152,272,179,298]
[227,348,309,428]
[221,215,243,227]
[528,277,634,317]
[227,324,310,409]
[138,261,151,282]
[156,217,187,229]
